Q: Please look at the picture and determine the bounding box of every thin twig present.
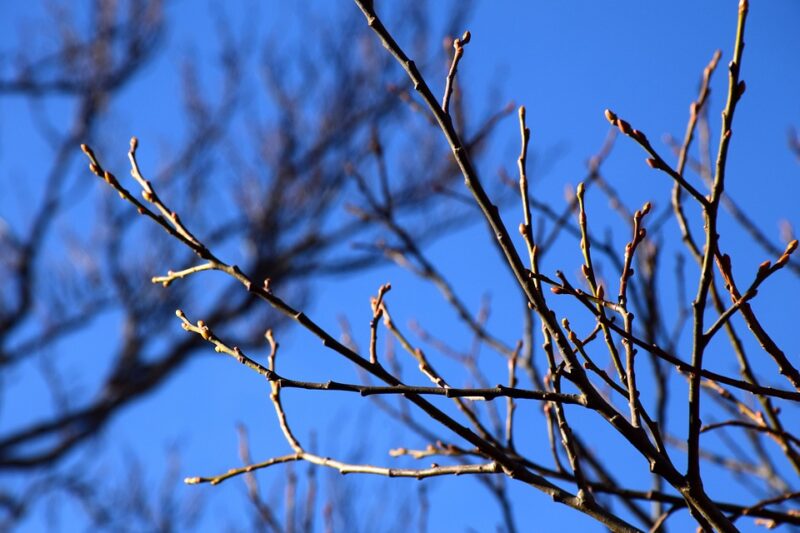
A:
[442,31,471,115]
[618,202,652,427]
[687,0,749,496]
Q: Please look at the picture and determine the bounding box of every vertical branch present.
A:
[517,106,536,268]
[519,300,542,388]
[266,330,303,454]
[539,316,591,502]
[687,0,749,486]
[552,367,595,505]
[369,283,392,364]
[576,183,626,384]
[505,342,522,449]
[672,50,721,251]
[541,327,567,474]
[618,202,652,428]
[664,1,800,487]
[442,31,471,115]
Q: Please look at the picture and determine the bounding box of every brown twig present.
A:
[671,50,722,250]
[187,452,502,486]
[575,182,626,385]
[517,106,536,269]
[442,31,471,115]
[701,420,800,448]
[706,241,799,343]
[369,283,391,364]
[175,309,587,405]
[686,0,749,495]
[618,202,652,427]
[602,110,708,207]
[505,343,521,449]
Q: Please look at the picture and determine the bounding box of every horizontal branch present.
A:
[152,262,215,287]
[175,310,587,405]
[701,420,800,448]
[186,452,500,486]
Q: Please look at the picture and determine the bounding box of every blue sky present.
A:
[2,1,799,531]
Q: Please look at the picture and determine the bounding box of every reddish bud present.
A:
[776,242,796,267]
[604,109,617,124]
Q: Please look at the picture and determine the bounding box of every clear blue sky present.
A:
[2,1,799,531]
